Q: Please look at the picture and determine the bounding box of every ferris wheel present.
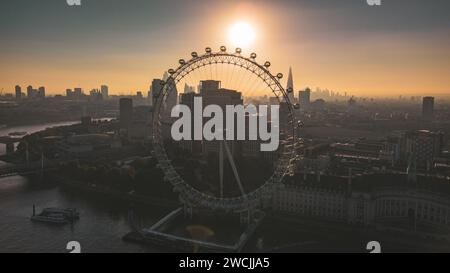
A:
[152,46,299,213]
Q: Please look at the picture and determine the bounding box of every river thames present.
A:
[0,122,166,253]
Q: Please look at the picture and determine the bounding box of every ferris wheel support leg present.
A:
[223,140,245,197]
[219,142,224,198]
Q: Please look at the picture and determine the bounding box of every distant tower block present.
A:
[299,88,311,109]
[422,96,435,121]
[151,79,163,107]
[101,85,109,99]
[15,85,22,100]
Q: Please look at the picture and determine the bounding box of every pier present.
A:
[124,207,262,253]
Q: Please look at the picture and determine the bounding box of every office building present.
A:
[74,88,83,99]
[422,96,435,121]
[37,86,45,99]
[101,85,109,99]
[299,88,311,109]
[151,79,163,107]
[15,85,22,99]
[27,85,35,99]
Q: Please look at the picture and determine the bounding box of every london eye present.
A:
[152,46,299,213]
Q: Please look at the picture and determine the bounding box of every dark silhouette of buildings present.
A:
[66,88,84,100]
[299,88,311,110]
[15,85,22,99]
[119,98,133,130]
[422,96,435,121]
[151,79,163,107]
[101,85,109,99]
[37,87,45,99]
[26,85,34,99]
[25,85,45,99]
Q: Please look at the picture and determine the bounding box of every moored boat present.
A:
[31,205,80,225]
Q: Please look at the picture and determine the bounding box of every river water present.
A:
[0,122,165,253]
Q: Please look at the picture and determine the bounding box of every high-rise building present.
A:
[299,88,311,109]
[151,79,163,107]
[66,89,73,98]
[199,80,242,156]
[27,85,34,99]
[200,80,221,94]
[70,87,83,100]
[200,80,243,107]
[89,89,102,100]
[37,86,45,99]
[179,80,242,156]
[179,91,201,153]
[286,67,295,103]
[119,98,133,130]
[101,85,109,99]
[15,85,22,100]
[422,96,435,121]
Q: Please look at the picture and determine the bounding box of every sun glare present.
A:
[228,21,256,48]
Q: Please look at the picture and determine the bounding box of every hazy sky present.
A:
[1,0,449,96]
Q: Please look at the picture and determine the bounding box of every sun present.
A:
[228,21,256,48]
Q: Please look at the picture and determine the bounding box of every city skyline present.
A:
[1,0,450,96]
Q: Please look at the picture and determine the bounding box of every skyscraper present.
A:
[299,88,311,109]
[74,88,83,99]
[151,79,163,107]
[66,89,73,98]
[15,85,22,100]
[27,85,34,99]
[119,98,133,130]
[286,67,295,103]
[422,96,434,121]
[198,80,242,156]
[101,85,109,99]
[37,86,45,99]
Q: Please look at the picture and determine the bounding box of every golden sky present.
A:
[1,0,449,97]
